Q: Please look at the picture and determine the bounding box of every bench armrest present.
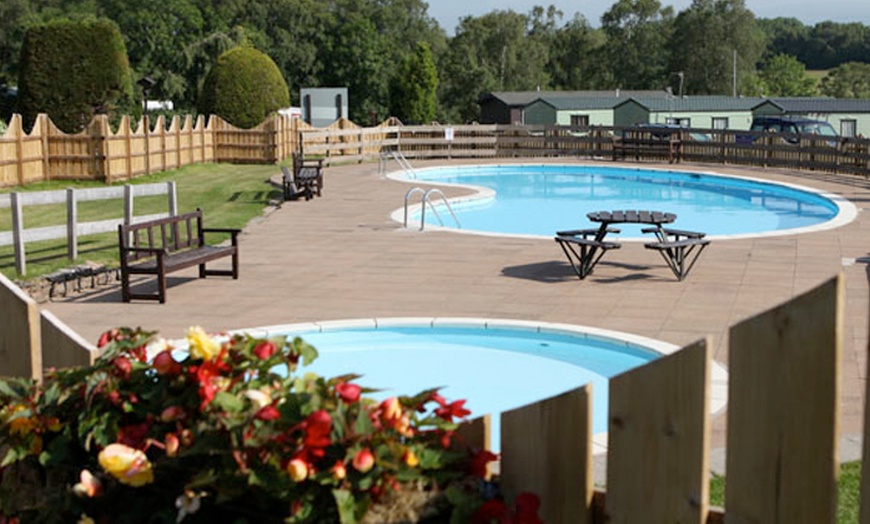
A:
[202,227,242,235]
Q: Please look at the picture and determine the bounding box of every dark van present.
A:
[740,115,838,144]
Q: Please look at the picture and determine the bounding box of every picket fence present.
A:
[0,270,861,523]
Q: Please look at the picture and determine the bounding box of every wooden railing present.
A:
[301,123,870,178]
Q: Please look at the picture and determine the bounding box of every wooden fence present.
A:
[0,113,310,187]
[302,123,870,178]
[0,268,859,522]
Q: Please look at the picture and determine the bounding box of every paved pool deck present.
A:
[44,159,870,457]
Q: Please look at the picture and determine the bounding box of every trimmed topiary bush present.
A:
[17,18,134,133]
[198,47,290,129]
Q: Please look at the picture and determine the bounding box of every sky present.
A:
[428,0,870,34]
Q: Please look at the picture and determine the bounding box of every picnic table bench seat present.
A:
[118,209,240,303]
[555,234,622,279]
[644,236,710,281]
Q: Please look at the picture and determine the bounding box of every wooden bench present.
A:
[292,152,324,197]
[118,209,240,303]
[612,132,682,164]
[644,237,710,281]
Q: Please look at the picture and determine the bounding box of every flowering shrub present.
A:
[0,327,538,523]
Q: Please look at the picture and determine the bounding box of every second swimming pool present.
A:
[392,164,855,239]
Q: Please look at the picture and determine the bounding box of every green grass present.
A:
[709,460,861,522]
[0,163,283,281]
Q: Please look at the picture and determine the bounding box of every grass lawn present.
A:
[0,163,282,281]
[709,460,861,522]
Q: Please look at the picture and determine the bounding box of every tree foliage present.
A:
[389,42,438,124]
[820,62,870,98]
[758,54,817,96]
[669,0,765,96]
[601,0,674,90]
[18,17,134,132]
[1,0,869,126]
[197,46,289,129]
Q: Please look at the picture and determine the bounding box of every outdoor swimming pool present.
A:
[392,164,855,238]
[247,319,729,452]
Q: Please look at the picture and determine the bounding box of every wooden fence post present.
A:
[124,184,134,225]
[11,192,26,275]
[605,339,711,523]
[66,188,77,260]
[168,181,177,216]
[726,276,842,523]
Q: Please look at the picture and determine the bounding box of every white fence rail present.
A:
[1,182,177,275]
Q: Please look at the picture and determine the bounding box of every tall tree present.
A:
[547,14,608,90]
[389,41,438,124]
[600,0,674,90]
[438,10,550,123]
[758,54,817,96]
[669,0,765,95]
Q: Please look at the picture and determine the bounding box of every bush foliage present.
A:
[198,47,289,129]
[17,18,134,133]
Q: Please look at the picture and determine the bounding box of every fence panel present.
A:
[501,384,593,523]
[726,275,841,523]
[0,272,41,379]
[606,339,711,523]
[40,310,96,370]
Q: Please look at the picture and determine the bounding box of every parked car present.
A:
[738,115,838,145]
[625,123,711,142]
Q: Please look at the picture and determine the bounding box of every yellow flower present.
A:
[286,458,309,482]
[78,514,96,524]
[403,449,419,468]
[98,443,154,487]
[187,326,221,361]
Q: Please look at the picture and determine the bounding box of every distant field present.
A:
[807,69,830,85]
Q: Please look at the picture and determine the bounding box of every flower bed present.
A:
[0,327,541,523]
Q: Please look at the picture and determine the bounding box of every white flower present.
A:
[175,490,205,522]
[245,389,272,409]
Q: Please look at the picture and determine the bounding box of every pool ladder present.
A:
[380,151,416,179]
[404,187,460,231]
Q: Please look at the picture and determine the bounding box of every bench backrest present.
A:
[119,209,203,262]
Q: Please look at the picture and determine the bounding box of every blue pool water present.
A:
[401,164,844,237]
[270,322,663,450]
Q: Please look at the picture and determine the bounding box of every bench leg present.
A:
[121,270,131,303]
[557,240,607,280]
[654,243,709,281]
[158,272,167,304]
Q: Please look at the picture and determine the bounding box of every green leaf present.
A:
[213,391,244,413]
[332,488,358,524]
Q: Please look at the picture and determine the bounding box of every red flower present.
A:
[191,359,230,410]
[336,382,361,403]
[112,357,132,380]
[471,499,509,524]
[129,344,148,363]
[435,399,471,422]
[253,341,277,360]
[96,329,118,348]
[153,350,182,376]
[117,422,151,450]
[255,405,281,421]
[469,449,499,478]
[303,410,332,453]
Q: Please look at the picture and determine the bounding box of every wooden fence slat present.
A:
[726,275,842,524]
[501,384,592,524]
[40,310,97,370]
[605,338,711,523]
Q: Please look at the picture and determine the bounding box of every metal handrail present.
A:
[381,150,417,178]
[403,187,460,231]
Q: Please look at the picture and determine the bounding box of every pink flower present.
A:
[352,448,374,473]
[253,341,277,360]
[160,405,186,422]
[112,357,132,380]
[165,433,180,457]
[72,469,102,498]
[336,382,361,403]
[381,397,402,422]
